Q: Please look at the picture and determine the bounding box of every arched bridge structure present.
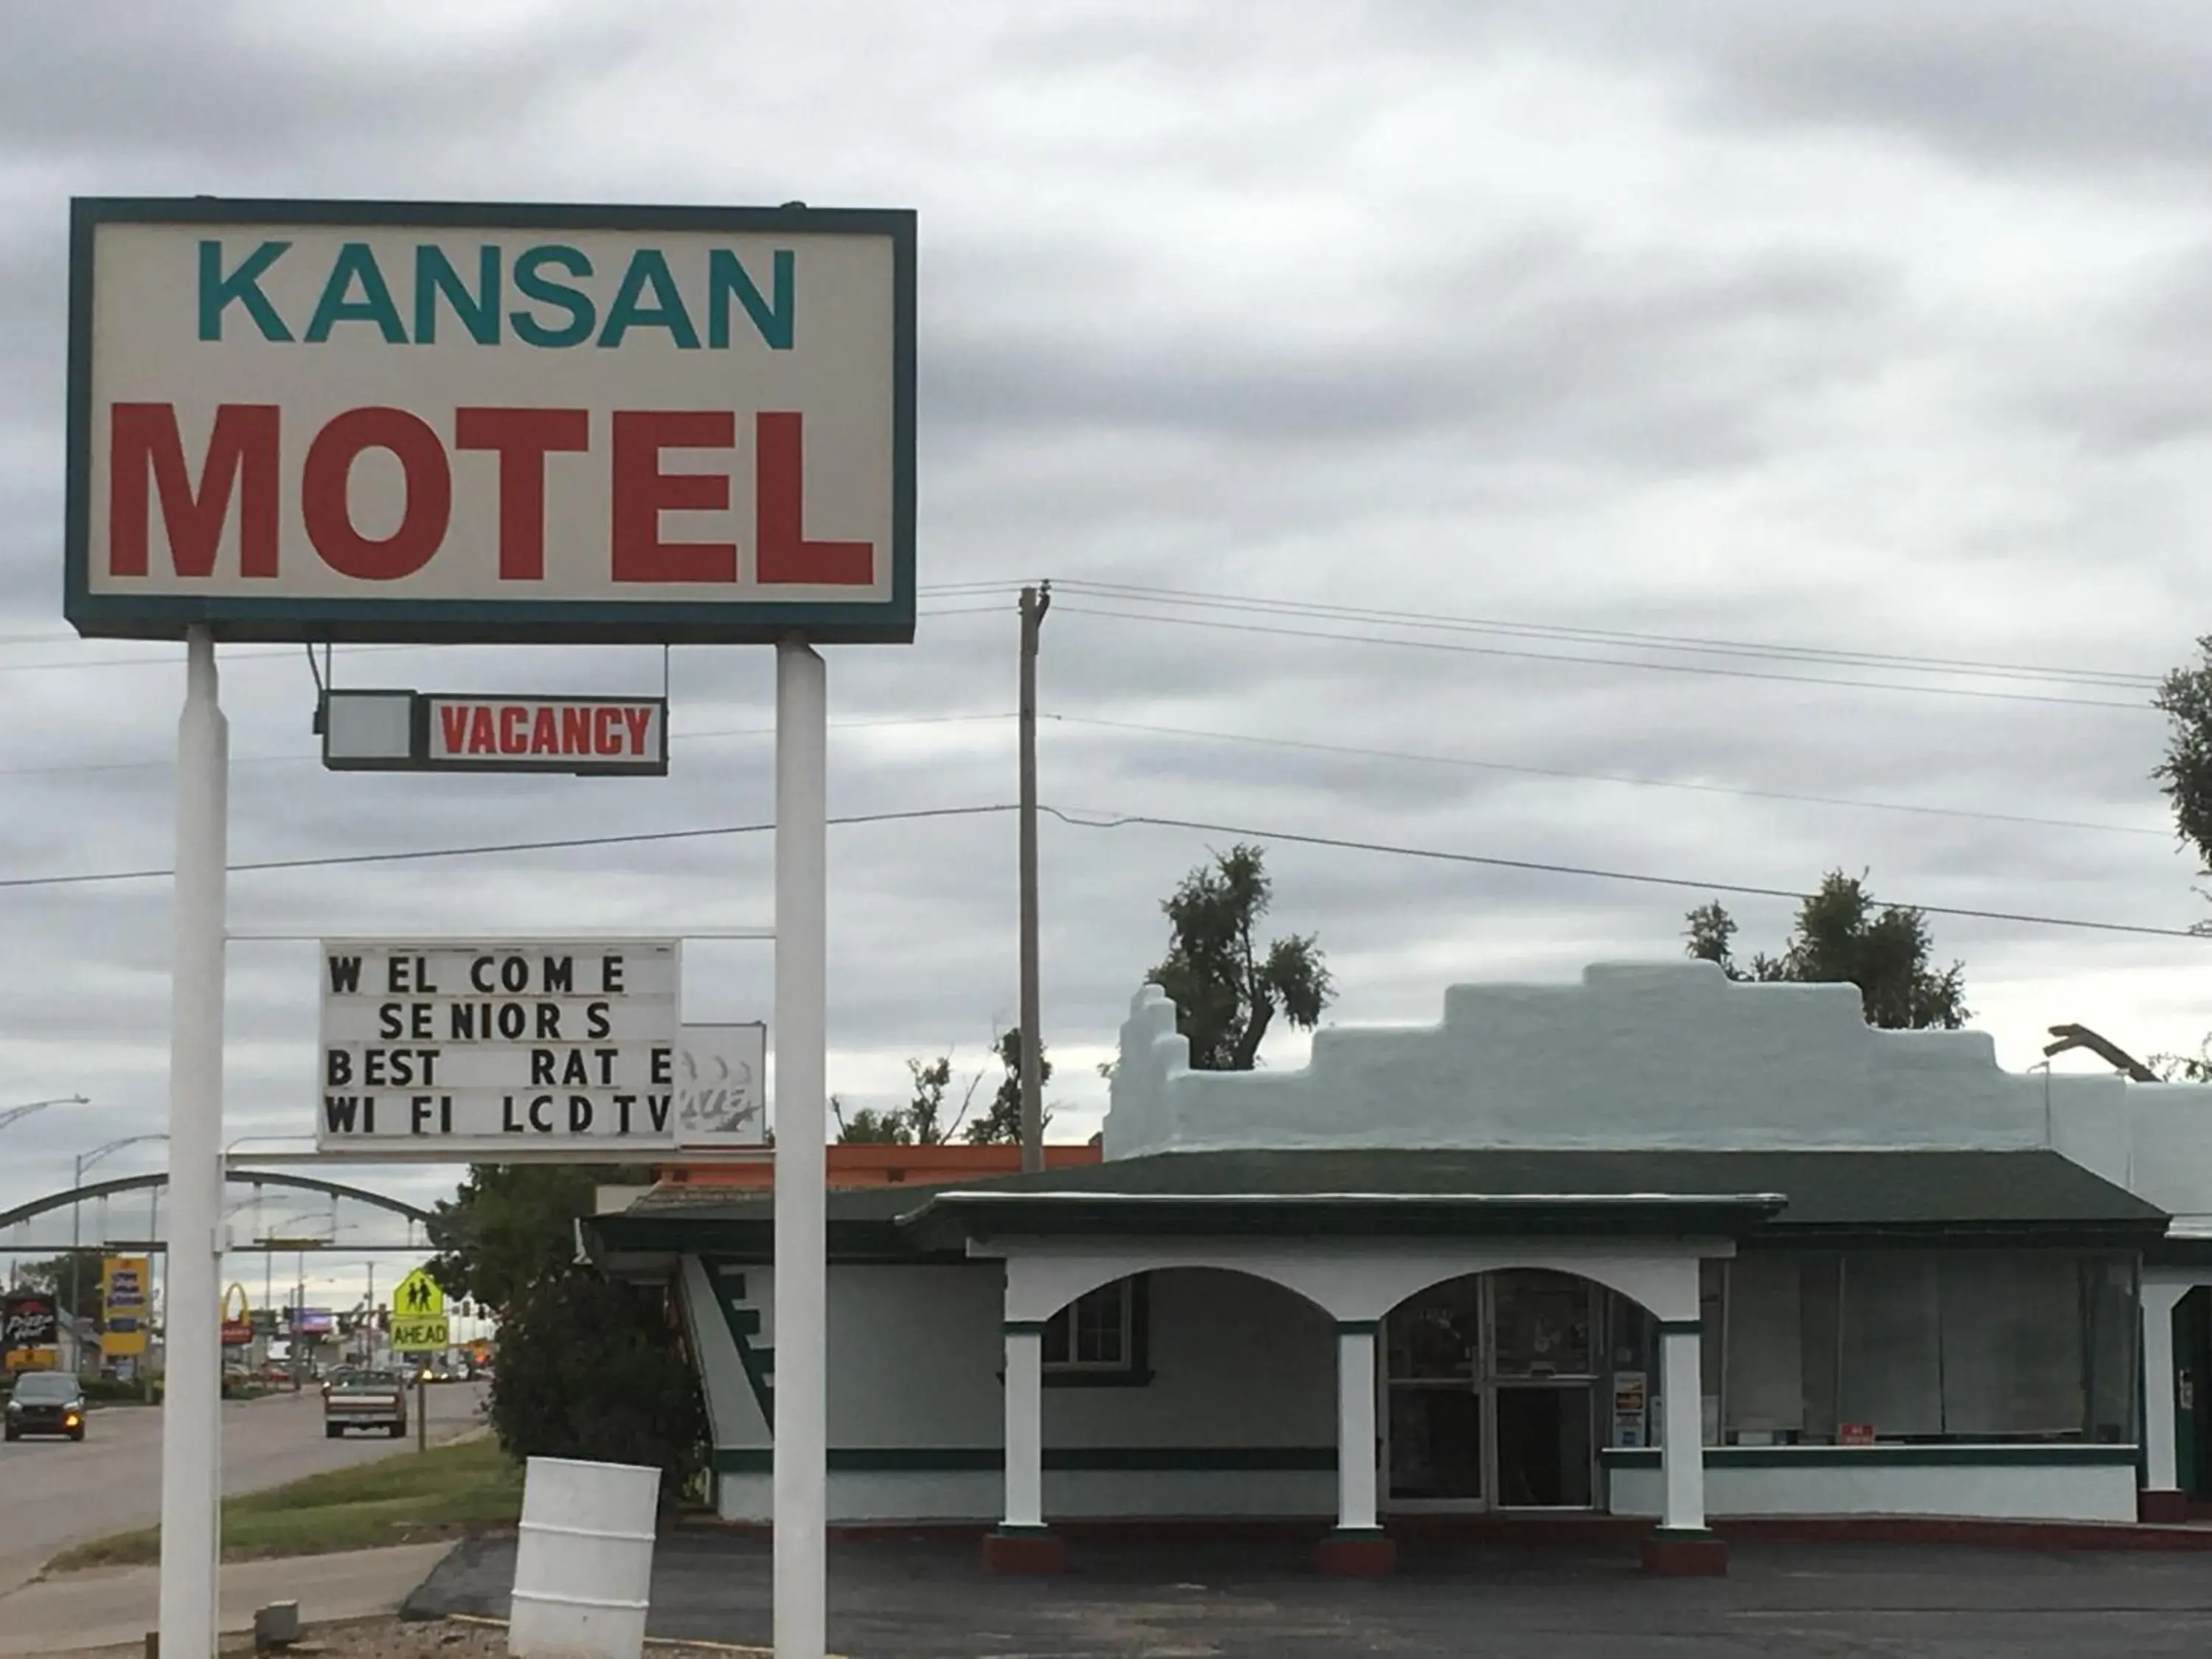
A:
[0,1169,433,1242]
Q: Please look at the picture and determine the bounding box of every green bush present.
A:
[487,1270,705,1503]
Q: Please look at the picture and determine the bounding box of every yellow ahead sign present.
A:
[390,1269,448,1353]
[392,1316,450,1353]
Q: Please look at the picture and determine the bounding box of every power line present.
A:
[1049,579,2163,691]
[0,711,1015,781]
[1052,604,2152,711]
[1043,714,2171,839]
[0,793,2193,943]
[1042,807,2205,942]
[0,602,1001,676]
[0,804,1018,891]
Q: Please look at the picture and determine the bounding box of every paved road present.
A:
[417,1531,2212,1658]
[0,1381,486,1599]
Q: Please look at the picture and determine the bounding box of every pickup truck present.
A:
[322,1368,408,1439]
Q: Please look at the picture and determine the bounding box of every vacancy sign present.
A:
[321,689,668,775]
[66,199,916,644]
[318,939,684,1154]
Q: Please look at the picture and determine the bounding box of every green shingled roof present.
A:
[586,1147,2166,1263]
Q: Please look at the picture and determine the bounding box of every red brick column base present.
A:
[1313,1528,1397,1576]
[983,1527,1069,1574]
[2140,1489,2191,1524]
[1642,1528,1729,1576]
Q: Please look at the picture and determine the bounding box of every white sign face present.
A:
[318,939,682,1153]
[673,1023,768,1149]
[68,201,915,644]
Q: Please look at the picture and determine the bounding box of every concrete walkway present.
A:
[0,1542,456,1656]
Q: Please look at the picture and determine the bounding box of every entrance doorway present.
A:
[1383,1270,1626,1510]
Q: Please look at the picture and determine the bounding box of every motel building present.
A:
[585,961,2212,1575]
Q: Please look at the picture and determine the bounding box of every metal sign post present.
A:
[773,641,828,1659]
[157,628,228,1657]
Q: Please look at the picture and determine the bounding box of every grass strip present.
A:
[47,1434,522,1572]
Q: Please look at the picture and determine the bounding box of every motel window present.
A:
[1041,1277,1146,1380]
[1717,1249,2138,1446]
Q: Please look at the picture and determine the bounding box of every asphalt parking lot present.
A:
[411,1530,2212,1657]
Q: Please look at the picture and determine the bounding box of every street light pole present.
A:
[0,1095,87,1135]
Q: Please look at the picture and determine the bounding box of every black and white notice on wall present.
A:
[318,939,684,1156]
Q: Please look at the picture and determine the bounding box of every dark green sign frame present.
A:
[65,197,917,645]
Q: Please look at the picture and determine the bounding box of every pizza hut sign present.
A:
[2,1293,58,1351]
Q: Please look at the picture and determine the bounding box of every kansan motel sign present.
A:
[66,197,915,1659]
[67,200,914,641]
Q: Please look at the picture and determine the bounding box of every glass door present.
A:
[1383,1270,1604,1511]
[1385,1276,1485,1504]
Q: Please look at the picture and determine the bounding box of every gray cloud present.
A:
[0,3,2206,1284]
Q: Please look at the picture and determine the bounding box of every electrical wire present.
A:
[0,712,1016,781]
[1052,604,2152,711]
[1041,807,2205,941]
[0,796,2195,943]
[0,601,1004,676]
[1042,714,2171,839]
[1048,578,2164,690]
[0,804,1020,891]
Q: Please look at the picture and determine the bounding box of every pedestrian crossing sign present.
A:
[391,1269,449,1352]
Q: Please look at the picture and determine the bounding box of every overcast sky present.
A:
[4,2,2211,1299]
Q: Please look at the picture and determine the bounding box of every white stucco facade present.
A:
[1104,962,2212,1219]
[629,960,2212,1537]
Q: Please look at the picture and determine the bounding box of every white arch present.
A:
[994,1238,1711,1326]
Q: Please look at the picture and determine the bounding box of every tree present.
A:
[12,1251,101,1321]
[1685,872,1969,1030]
[964,1029,1052,1145]
[2155,639,2212,887]
[832,1056,984,1145]
[1149,844,1332,1069]
[427,1164,706,1501]
[425,1164,614,1312]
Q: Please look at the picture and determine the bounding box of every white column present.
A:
[2143,1281,2189,1495]
[773,641,828,1659]
[157,628,227,1659]
[1003,1326,1045,1528]
[1336,1324,1380,1531]
[1659,1321,1705,1533]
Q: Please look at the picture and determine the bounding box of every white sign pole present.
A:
[157,627,228,1659]
[773,640,827,1659]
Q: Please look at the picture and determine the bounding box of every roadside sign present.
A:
[317,939,681,1155]
[390,1269,448,1353]
[321,689,668,776]
[391,1316,450,1354]
[392,1269,444,1320]
[66,198,916,646]
[2,1292,58,1352]
[102,1256,151,1357]
[674,1023,768,1150]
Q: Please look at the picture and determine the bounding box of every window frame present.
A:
[1040,1274,1152,1388]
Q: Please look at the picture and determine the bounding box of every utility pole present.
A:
[1018,582,1050,1175]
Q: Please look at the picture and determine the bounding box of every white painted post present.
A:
[1658,1323,1705,1533]
[773,641,828,1659]
[2142,1281,2189,1498]
[157,627,228,1659]
[1002,1326,1045,1528]
[1335,1324,1379,1531]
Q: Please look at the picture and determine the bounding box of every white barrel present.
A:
[509,1455,660,1658]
